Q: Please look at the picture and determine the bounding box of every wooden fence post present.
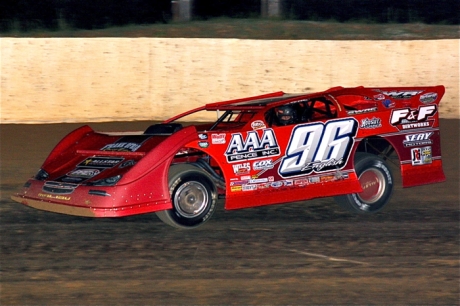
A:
[261,0,282,18]
[172,0,192,22]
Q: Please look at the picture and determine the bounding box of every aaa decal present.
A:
[279,119,358,177]
[225,129,280,163]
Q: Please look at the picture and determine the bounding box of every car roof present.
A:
[205,92,314,111]
[203,86,355,111]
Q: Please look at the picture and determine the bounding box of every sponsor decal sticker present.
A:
[198,133,208,140]
[230,180,249,187]
[390,105,437,130]
[403,132,433,147]
[347,107,378,115]
[382,99,395,108]
[251,120,266,130]
[232,163,251,175]
[381,90,423,99]
[198,141,209,148]
[320,175,336,183]
[67,168,100,178]
[419,92,438,104]
[225,129,280,163]
[279,119,358,177]
[119,160,136,168]
[101,135,150,152]
[411,146,432,165]
[373,94,385,101]
[249,178,269,184]
[257,183,271,189]
[271,181,283,188]
[294,178,309,186]
[336,172,350,180]
[242,184,257,191]
[38,193,71,201]
[101,142,141,152]
[253,159,274,171]
[360,117,382,129]
[78,157,124,168]
[230,186,242,192]
[43,181,78,193]
[211,134,226,144]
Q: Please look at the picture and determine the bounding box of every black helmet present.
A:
[276,105,296,125]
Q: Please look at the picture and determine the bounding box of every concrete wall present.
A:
[1,38,458,123]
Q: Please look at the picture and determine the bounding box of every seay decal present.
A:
[403,132,433,148]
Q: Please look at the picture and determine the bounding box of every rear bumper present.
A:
[400,158,446,187]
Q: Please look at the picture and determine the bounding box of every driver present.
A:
[276,105,297,125]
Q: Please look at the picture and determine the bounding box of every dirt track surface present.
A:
[1,120,459,305]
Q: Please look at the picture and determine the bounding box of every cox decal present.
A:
[253,159,274,171]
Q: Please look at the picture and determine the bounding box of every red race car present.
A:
[12,86,446,229]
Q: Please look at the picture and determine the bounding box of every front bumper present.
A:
[11,179,172,218]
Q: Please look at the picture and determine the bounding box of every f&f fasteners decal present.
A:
[390,105,437,130]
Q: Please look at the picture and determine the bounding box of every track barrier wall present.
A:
[1,38,458,123]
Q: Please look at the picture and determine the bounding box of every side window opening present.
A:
[266,97,337,127]
[210,110,256,130]
[305,98,337,121]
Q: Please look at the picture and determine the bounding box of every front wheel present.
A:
[156,164,217,229]
[334,153,393,213]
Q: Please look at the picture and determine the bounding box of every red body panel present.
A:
[12,85,446,217]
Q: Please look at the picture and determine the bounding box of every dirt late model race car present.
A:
[12,86,446,229]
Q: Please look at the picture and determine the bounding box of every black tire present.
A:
[334,153,393,213]
[156,164,217,229]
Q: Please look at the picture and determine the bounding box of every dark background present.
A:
[1,0,459,32]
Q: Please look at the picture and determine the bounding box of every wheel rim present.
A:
[357,169,386,204]
[174,181,208,218]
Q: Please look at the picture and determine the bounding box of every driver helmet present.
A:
[276,105,296,125]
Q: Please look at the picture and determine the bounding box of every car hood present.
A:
[38,124,198,186]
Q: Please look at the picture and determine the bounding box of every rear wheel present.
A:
[334,153,393,213]
[156,164,217,229]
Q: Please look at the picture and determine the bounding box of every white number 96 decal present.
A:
[279,119,358,177]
